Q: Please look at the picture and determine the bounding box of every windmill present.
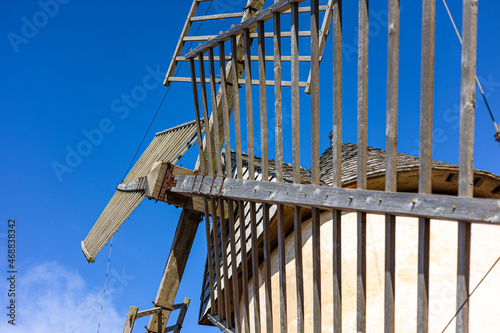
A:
[83,1,500,332]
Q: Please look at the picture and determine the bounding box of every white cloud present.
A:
[1,262,124,333]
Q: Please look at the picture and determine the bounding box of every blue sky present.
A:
[1,0,499,332]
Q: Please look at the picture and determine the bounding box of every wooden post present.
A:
[219,199,233,329]
[218,41,232,175]
[331,1,343,332]
[457,0,478,332]
[418,0,435,332]
[231,35,243,179]
[208,48,223,174]
[238,201,251,333]
[211,199,225,320]
[123,306,138,333]
[147,209,202,332]
[357,0,369,331]
[291,3,304,333]
[385,0,399,332]
[189,58,206,173]
[227,199,241,332]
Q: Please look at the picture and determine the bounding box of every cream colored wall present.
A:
[239,211,500,332]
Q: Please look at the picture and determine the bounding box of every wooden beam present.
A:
[170,175,500,224]
[227,199,241,331]
[219,41,233,175]
[168,76,308,87]
[238,201,251,333]
[211,199,225,320]
[277,203,288,333]
[122,306,138,333]
[231,35,243,179]
[189,58,207,173]
[250,202,262,333]
[147,208,202,332]
[258,20,269,181]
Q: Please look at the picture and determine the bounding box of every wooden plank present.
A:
[177,54,314,62]
[231,35,243,179]
[189,58,207,174]
[168,76,308,87]
[244,29,256,180]
[147,208,202,332]
[249,30,312,38]
[172,298,190,333]
[185,0,307,58]
[211,199,225,320]
[208,48,223,174]
[385,0,399,332]
[456,1,478,331]
[171,175,500,224]
[277,203,288,333]
[262,202,273,333]
[250,201,262,333]
[164,0,199,86]
[207,314,235,333]
[219,199,233,328]
[258,20,269,181]
[294,205,304,333]
[274,11,284,183]
[219,41,233,175]
[227,199,241,331]
[238,201,251,333]
[291,2,301,184]
[311,1,321,331]
[198,53,214,176]
[122,306,138,333]
[417,0,435,331]
[332,209,342,333]
[331,0,342,189]
[191,11,244,21]
[203,198,216,315]
[356,211,367,333]
[305,0,335,94]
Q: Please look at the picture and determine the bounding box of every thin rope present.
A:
[441,255,500,332]
[97,236,113,333]
[121,0,214,181]
[441,0,499,133]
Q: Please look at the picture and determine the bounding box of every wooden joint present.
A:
[158,162,177,201]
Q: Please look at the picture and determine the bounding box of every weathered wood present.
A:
[208,48,224,174]
[198,54,214,176]
[219,41,233,175]
[331,0,342,189]
[147,208,202,332]
[219,199,233,328]
[244,29,256,180]
[211,199,225,320]
[203,198,216,315]
[168,76,308,87]
[456,1,478,331]
[171,175,500,224]
[277,203,288,333]
[189,58,207,173]
[172,298,190,333]
[227,199,241,332]
[177,54,315,62]
[385,0,399,332]
[417,0,435,331]
[291,2,300,184]
[258,20,269,181]
[311,1,321,331]
[231,35,243,179]
[185,0,307,58]
[207,314,235,333]
[332,209,342,333]
[262,202,273,333]
[122,306,138,333]
[164,0,199,86]
[356,211,367,333]
[250,202,262,333]
[238,201,251,333]
[274,12,283,184]
[191,11,244,22]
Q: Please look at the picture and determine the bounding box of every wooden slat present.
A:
[164,0,199,86]
[185,0,307,58]
[457,1,478,331]
[231,35,243,179]
[384,0,399,332]
[218,199,233,329]
[311,1,321,331]
[191,11,244,21]
[227,199,240,331]
[274,12,283,184]
[258,20,269,181]
[291,4,304,333]
[244,29,256,181]
[208,48,223,174]
[356,0,369,331]
[203,198,216,315]
[189,58,206,173]
[177,54,315,62]
[417,0,435,331]
[332,209,342,333]
[277,203,288,333]
[262,202,273,333]
[238,201,251,333]
[172,176,500,224]
[211,199,225,320]
[218,41,232,175]
[168,76,308,87]
[250,202,262,333]
[198,54,214,176]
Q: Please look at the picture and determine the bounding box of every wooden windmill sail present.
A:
[83,0,500,332]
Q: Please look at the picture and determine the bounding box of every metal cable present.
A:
[97,236,113,333]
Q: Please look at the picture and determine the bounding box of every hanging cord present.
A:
[97,236,113,333]
[121,1,214,182]
[441,0,500,144]
[441,255,500,332]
